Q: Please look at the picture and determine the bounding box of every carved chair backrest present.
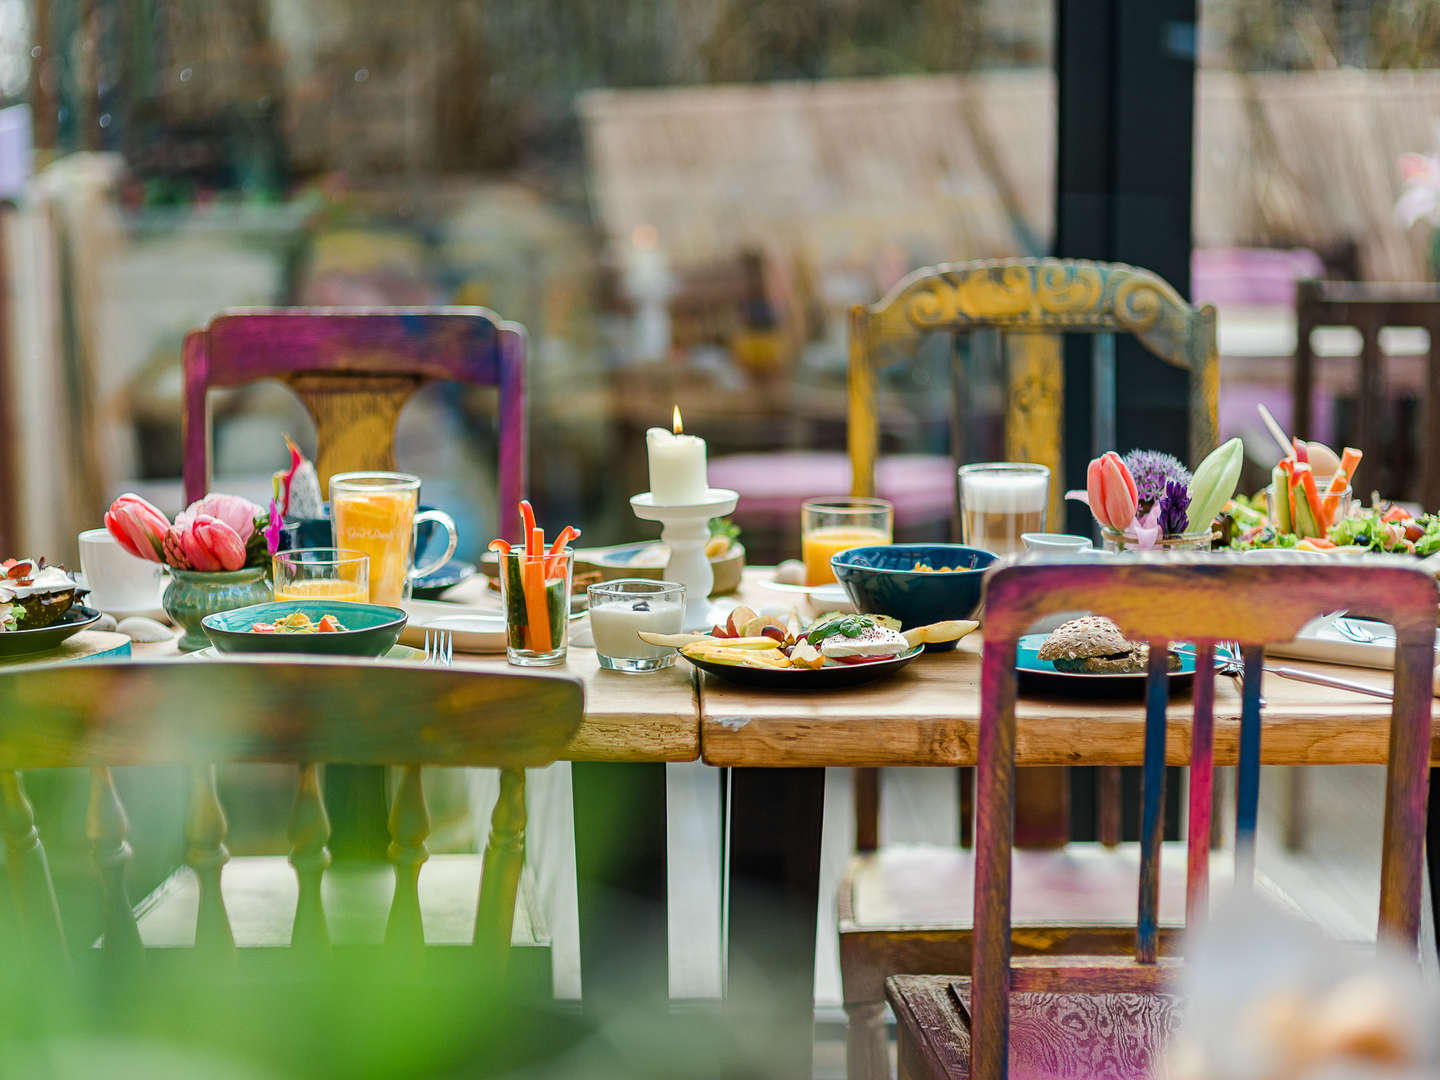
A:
[182,308,527,540]
[971,556,1436,1080]
[0,660,582,976]
[847,258,1219,533]
[1293,278,1440,509]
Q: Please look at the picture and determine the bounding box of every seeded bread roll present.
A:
[1037,616,1134,662]
[1039,615,1180,674]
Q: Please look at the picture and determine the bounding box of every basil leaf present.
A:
[807,614,876,645]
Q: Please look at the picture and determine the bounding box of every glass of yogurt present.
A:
[588,579,686,672]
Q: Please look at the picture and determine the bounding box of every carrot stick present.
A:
[546,526,579,577]
[522,560,551,652]
[521,527,552,651]
[1337,447,1363,484]
[1324,471,1349,495]
[520,500,537,555]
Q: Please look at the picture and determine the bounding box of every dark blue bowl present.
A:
[830,544,997,651]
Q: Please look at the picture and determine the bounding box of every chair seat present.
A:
[134,854,546,952]
[887,973,1182,1080]
[844,842,1233,931]
[708,452,956,526]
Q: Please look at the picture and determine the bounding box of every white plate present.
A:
[400,599,507,653]
[1265,614,1432,671]
[750,579,854,612]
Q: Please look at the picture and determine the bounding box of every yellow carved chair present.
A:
[839,258,1220,1080]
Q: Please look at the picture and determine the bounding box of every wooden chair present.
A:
[1292,278,1440,508]
[887,557,1435,1080]
[0,660,582,986]
[181,307,527,533]
[839,259,1220,1077]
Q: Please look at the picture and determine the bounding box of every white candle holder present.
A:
[631,488,739,630]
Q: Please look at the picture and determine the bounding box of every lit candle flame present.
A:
[672,405,683,436]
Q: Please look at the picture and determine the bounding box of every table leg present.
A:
[325,765,390,860]
[725,766,825,1079]
[572,761,669,1013]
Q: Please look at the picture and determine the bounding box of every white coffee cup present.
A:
[1021,532,1094,554]
[79,528,164,613]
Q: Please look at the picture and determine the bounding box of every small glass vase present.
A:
[163,567,272,652]
[1100,527,1215,553]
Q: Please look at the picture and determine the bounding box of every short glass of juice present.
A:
[801,497,894,585]
[588,579,686,673]
[499,547,573,667]
[272,548,370,604]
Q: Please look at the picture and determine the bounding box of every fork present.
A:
[423,628,454,667]
[1332,617,1380,645]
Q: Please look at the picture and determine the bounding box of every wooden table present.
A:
[124,568,1438,1078]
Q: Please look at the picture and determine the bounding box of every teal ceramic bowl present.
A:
[201,601,408,657]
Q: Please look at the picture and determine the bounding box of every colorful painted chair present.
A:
[887,557,1435,1079]
[181,307,527,538]
[840,258,1222,1078]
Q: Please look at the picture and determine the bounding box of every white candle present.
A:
[646,406,708,504]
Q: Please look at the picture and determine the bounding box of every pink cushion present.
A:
[708,452,954,524]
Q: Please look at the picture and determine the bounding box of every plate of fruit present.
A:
[640,605,977,689]
[0,558,101,656]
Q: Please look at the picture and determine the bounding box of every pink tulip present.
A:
[104,494,171,562]
[174,514,248,572]
[1086,452,1139,531]
[179,493,264,544]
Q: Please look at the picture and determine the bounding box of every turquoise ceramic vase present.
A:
[163,567,271,652]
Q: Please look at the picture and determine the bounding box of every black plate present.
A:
[412,559,478,600]
[0,605,103,656]
[683,644,924,690]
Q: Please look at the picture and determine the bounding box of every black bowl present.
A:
[830,544,997,651]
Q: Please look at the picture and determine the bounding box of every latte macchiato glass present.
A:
[957,462,1049,558]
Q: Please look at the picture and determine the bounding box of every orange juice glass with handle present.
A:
[801,497,893,585]
[329,472,457,605]
[272,548,370,604]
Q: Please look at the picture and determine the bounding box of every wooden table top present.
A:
[697,572,1439,769]
[122,568,1437,769]
[132,575,700,764]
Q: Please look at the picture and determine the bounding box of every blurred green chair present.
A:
[0,660,582,993]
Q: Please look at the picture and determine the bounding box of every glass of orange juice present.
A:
[801,497,893,585]
[329,472,457,605]
[273,548,370,604]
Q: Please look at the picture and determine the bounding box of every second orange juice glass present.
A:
[329,472,457,605]
[801,497,893,585]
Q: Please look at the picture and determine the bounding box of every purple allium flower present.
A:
[1122,449,1192,513]
[1157,479,1191,537]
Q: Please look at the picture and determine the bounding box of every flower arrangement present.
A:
[107,491,269,572]
[1078,437,1244,549]
[1396,130,1440,277]
[106,438,322,573]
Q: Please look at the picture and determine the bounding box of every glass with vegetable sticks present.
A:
[588,579,686,672]
[272,547,369,604]
[491,500,580,667]
[499,547,572,666]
